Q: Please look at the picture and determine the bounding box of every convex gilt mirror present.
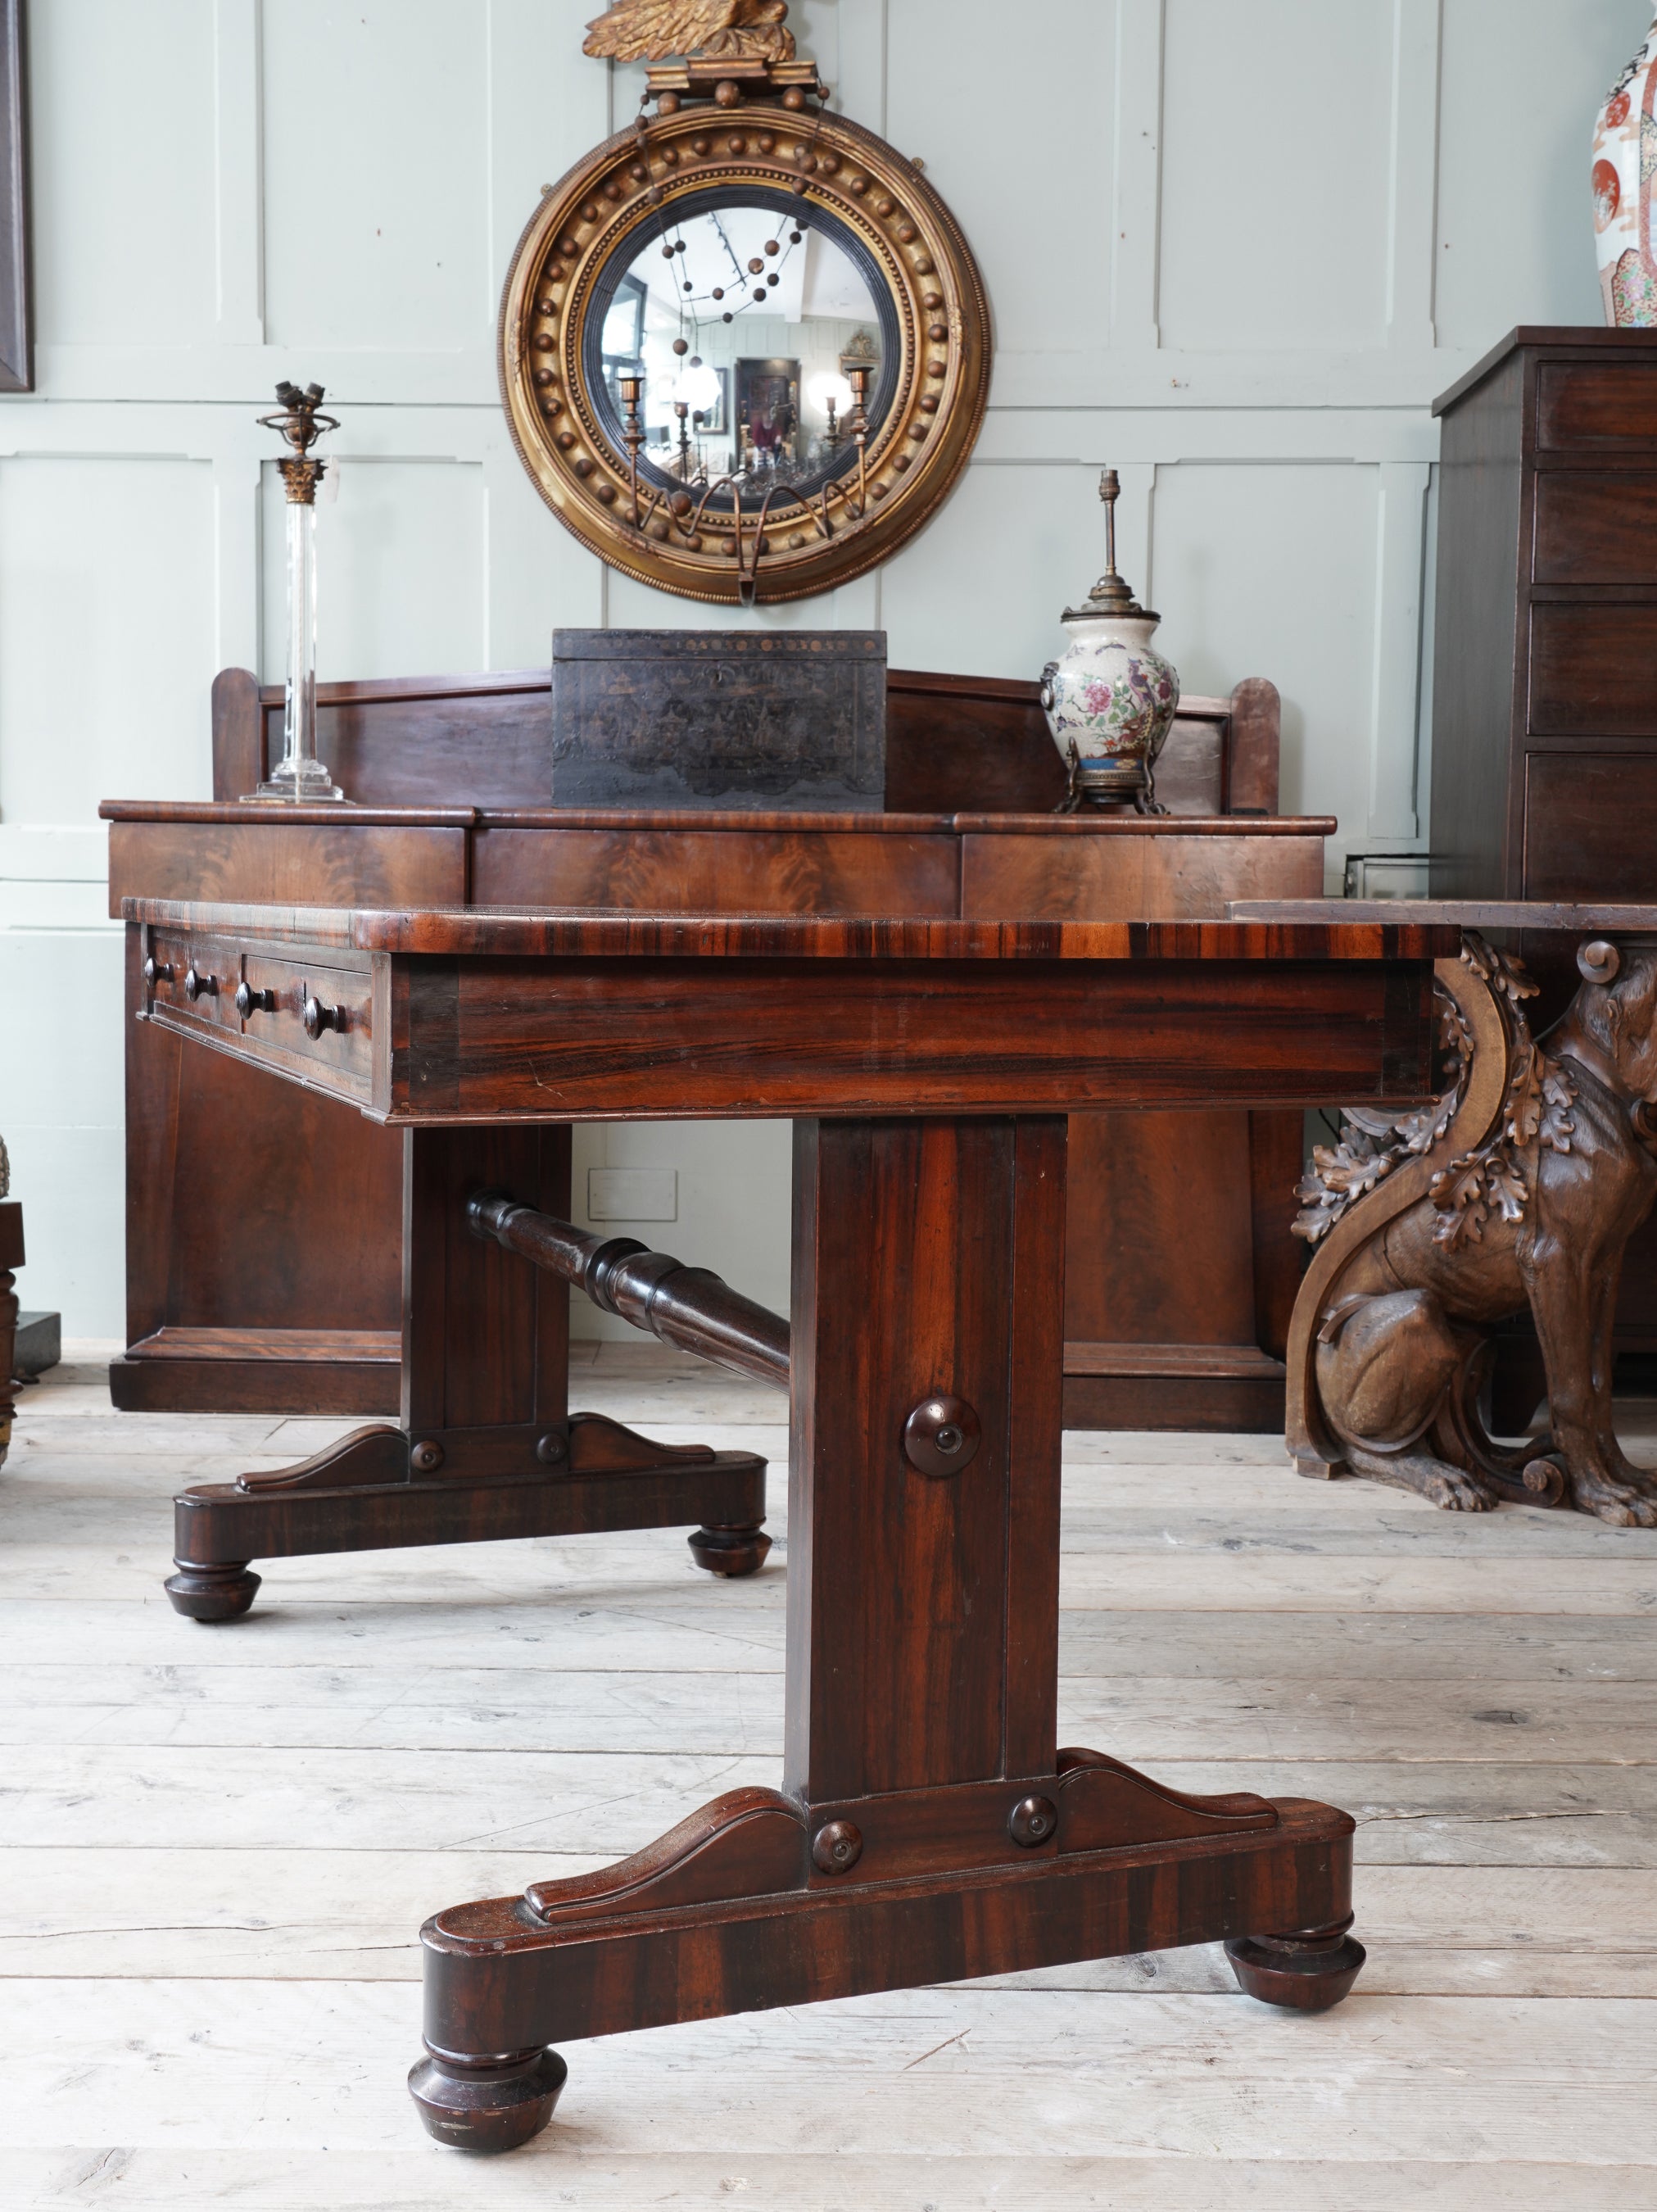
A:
[500,0,992,605]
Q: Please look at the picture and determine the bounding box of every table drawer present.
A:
[1533,470,1657,583]
[142,929,242,1037]
[1537,361,1657,449]
[143,928,374,1094]
[239,950,374,1082]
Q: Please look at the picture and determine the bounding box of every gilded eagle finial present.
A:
[582,0,795,66]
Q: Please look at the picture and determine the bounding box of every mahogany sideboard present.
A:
[104,662,1325,1430]
[125,891,1452,2148]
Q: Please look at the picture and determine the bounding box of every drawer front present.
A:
[959,832,1324,922]
[108,822,467,920]
[1537,361,1657,449]
[1523,752,1657,900]
[1529,602,1657,735]
[143,930,374,1095]
[1533,471,1657,583]
[470,826,960,917]
[238,952,374,1084]
[143,930,241,1038]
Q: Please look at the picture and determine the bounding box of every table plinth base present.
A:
[165,1414,769,1620]
[413,1772,1358,2152]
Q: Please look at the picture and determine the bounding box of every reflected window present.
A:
[583,190,900,509]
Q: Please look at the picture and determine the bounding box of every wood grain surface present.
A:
[125,897,1456,963]
[106,822,468,918]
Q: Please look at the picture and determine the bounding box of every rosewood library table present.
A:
[127,891,1452,2152]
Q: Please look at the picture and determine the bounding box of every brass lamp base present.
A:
[1059,743,1166,817]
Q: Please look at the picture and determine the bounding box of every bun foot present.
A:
[1225,1913,1366,2010]
[165,1560,260,1621]
[409,2043,567,2153]
[688,1521,772,1576]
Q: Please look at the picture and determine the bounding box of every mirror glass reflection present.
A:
[586,196,896,506]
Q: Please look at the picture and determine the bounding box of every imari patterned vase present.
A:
[1040,469,1179,813]
[1593,15,1657,325]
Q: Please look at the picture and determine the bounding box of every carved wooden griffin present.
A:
[582,0,795,64]
[1288,933,1657,1525]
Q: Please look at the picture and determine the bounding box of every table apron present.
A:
[371,954,1434,1121]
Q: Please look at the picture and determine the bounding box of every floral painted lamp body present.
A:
[1040,470,1179,814]
[1593,16,1657,325]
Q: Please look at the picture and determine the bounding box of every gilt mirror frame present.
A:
[499,12,991,605]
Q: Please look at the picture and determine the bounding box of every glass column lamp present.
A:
[247,380,346,803]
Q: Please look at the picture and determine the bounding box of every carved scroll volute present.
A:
[1285,950,1512,1473]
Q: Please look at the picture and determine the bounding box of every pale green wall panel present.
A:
[262,0,491,351]
[1152,460,1381,873]
[1435,0,1631,351]
[887,0,1117,365]
[29,0,218,351]
[1159,0,1394,351]
[0,457,215,821]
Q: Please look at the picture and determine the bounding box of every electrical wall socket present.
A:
[586,1167,678,1223]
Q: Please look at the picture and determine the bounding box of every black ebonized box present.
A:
[550,628,887,811]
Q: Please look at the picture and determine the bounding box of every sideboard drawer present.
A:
[470,824,958,915]
[1537,361,1657,449]
[1529,601,1657,735]
[1534,470,1657,582]
[960,829,1323,920]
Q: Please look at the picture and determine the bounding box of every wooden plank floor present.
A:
[4,1343,1657,2210]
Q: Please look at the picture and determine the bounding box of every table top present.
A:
[1231,899,1657,933]
[125,898,1460,963]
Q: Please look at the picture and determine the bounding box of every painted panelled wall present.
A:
[0,0,1630,1338]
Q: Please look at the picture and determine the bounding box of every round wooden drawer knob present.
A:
[234,981,275,1018]
[303,995,343,1040]
[183,966,217,1002]
[143,957,174,987]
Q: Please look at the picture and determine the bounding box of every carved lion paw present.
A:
[1569,1473,1657,1528]
[1420,1466,1500,1513]
[1345,1445,1499,1513]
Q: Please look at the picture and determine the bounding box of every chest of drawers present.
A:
[1432,325,1657,901]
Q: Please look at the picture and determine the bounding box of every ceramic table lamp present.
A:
[1040,469,1179,813]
